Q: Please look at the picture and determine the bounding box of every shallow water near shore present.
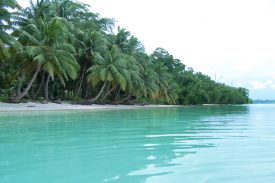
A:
[1,104,275,183]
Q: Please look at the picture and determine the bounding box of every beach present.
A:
[0,102,181,112]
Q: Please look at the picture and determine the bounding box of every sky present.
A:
[18,0,275,100]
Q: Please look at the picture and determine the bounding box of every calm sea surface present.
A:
[0,105,275,183]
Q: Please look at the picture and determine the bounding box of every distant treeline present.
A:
[253,100,275,104]
[0,0,250,105]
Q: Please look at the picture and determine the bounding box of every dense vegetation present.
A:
[0,0,250,105]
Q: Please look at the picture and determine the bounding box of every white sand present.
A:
[0,102,181,112]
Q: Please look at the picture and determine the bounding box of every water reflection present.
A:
[123,106,249,182]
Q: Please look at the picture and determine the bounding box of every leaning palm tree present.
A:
[142,66,160,100]
[12,16,79,102]
[74,26,108,98]
[114,54,142,102]
[150,61,180,104]
[129,55,159,101]
[86,46,129,102]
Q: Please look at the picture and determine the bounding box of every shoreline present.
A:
[0,102,183,112]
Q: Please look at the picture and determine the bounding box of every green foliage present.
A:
[0,0,21,60]
[0,0,250,104]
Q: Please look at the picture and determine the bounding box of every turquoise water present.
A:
[0,105,275,183]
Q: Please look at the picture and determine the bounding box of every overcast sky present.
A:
[18,0,275,100]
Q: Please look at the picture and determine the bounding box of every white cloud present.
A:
[270,72,275,81]
[88,0,275,86]
[251,79,275,90]
[265,79,273,85]
[251,81,266,89]
[236,83,244,87]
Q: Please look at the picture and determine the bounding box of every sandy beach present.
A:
[0,102,181,112]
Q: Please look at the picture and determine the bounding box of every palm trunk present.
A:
[90,81,107,102]
[16,73,24,97]
[44,74,50,102]
[30,83,35,99]
[76,63,86,99]
[13,63,41,102]
[85,83,91,99]
[115,86,122,103]
[101,82,110,99]
[118,94,132,104]
[101,84,118,101]
[33,71,45,99]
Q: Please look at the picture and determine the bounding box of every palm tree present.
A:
[135,56,159,101]
[115,54,142,102]
[109,27,131,52]
[103,28,146,103]
[12,15,79,102]
[74,26,108,98]
[86,46,129,102]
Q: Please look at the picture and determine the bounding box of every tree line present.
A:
[0,0,250,105]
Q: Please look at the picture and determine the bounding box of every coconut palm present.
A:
[12,15,79,102]
[103,54,142,103]
[135,56,159,100]
[102,28,146,102]
[74,25,108,98]
[86,46,130,102]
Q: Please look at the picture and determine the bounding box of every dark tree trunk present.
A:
[85,83,91,100]
[89,81,107,102]
[16,73,25,97]
[44,74,50,102]
[13,63,41,102]
[101,82,110,99]
[76,62,86,99]
[33,71,45,99]
[101,84,118,101]
[118,94,132,104]
[81,57,91,99]
[30,82,35,100]
[115,86,122,103]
